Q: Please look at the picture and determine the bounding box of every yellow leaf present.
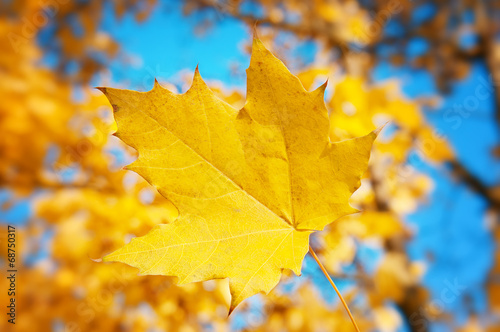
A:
[99,38,377,312]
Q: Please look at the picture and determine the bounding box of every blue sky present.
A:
[100,2,250,90]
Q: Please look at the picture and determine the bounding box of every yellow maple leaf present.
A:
[99,38,378,313]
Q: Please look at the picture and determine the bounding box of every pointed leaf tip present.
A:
[315,79,329,93]
[96,87,107,94]
[193,64,201,78]
[191,64,207,88]
[373,122,389,136]
[228,305,236,316]
[252,36,265,51]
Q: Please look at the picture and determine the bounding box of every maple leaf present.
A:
[99,38,378,313]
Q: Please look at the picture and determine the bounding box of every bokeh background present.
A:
[1,0,499,331]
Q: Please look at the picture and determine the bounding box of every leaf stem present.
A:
[309,245,360,332]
